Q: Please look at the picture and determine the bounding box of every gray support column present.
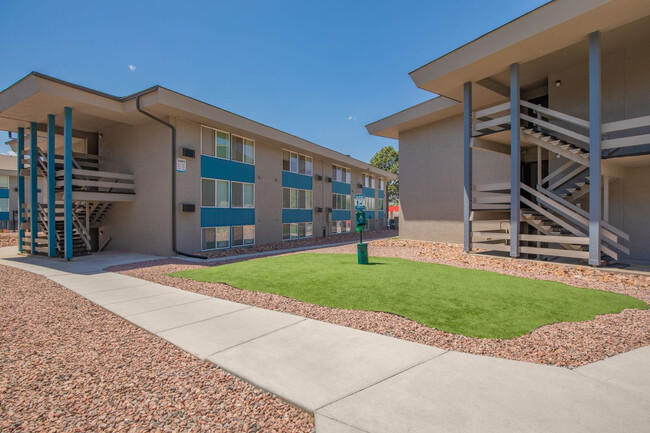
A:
[588,31,602,266]
[463,81,472,252]
[17,128,25,253]
[29,122,38,254]
[47,115,57,257]
[510,63,521,258]
[64,107,73,260]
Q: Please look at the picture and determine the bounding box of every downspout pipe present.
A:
[136,95,207,260]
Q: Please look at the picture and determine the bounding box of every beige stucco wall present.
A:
[98,120,173,256]
[398,115,510,244]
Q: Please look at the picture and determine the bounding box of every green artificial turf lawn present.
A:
[171,253,647,339]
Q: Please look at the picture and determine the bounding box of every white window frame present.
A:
[231,181,255,209]
[201,226,231,251]
[200,125,230,160]
[231,225,256,247]
[282,149,313,176]
[231,134,256,165]
[283,187,312,210]
[282,222,313,241]
[201,178,230,208]
[332,193,351,210]
[331,164,350,184]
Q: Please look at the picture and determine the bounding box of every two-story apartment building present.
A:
[0,73,395,259]
[368,0,650,265]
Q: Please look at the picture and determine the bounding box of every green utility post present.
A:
[355,194,368,264]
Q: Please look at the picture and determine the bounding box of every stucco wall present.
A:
[398,115,510,244]
[98,121,173,256]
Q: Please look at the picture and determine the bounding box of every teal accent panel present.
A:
[47,114,57,257]
[378,190,385,199]
[30,122,38,254]
[282,209,312,223]
[282,171,312,189]
[201,155,255,183]
[64,107,73,260]
[17,127,24,252]
[201,208,255,227]
[365,211,375,220]
[331,181,350,195]
[0,212,8,220]
[378,211,384,219]
[362,187,375,197]
[332,209,350,221]
[0,189,8,199]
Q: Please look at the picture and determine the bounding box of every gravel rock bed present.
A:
[0,265,313,432]
[0,232,17,248]
[193,229,394,258]
[108,239,650,368]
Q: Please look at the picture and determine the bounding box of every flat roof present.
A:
[0,73,396,180]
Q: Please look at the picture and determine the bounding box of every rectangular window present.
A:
[298,189,306,209]
[331,164,350,183]
[231,135,255,164]
[345,170,351,183]
[201,126,230,159]
[201,179,215,207]
[201,127,215,157]
[332,193,351,210]
[283,187,291,209]
[202,227,216,250]
[216,180,229,208]
[331,220,351,235]
[371,176,376,188]
[305,190,312,209]
[290,188,298,209]
[232,225,254,247]
[378,198,384,212]
[216,131,230,159]
[379,179,385,191]
[284,188,311,209]
[305,157,312,176]
[0,175,9,188]
[231,182,254,208]
[290,152,298,172]
[216,226,230,248]
[282,223,312,240]
[243,138,255,164]
[0,199,8,212]
[283,150,291,171]
[365,197,375,211]
[298,155,306,174]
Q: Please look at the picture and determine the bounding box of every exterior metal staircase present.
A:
[19,148,134,258]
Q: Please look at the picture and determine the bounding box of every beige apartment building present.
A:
[368,0,650,265]
[0,73,394,259]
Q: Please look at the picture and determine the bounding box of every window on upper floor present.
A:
[363,174,376,188]
[332,193,351,210]
[283,188,312,209]
[0,175,8,189]
[231,135,255,164]
[283,150,312,175]
[201,178,229,208]
[201,126,230,159]
[331,164,350,183]
[379,179,385,190]
[231,182,254,208]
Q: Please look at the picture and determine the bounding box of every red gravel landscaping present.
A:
[0,232,17,248]
[0,265,313,432]
[108,239,650,368]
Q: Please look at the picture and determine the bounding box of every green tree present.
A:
[370,146,398,204]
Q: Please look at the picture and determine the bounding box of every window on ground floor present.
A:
[331,220,351,234]
[202,226,230,250]
[282,222,312,240]
[232,225,255,247]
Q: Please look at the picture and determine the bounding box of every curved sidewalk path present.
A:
[1,248,649,433]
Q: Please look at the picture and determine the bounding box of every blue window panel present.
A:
[332,209,351,221]
[378,211,384,219]
[0,211,8,221]
[362,187,375,197]
[378,190,385,199]
[282,209,313,223]
[365,211,375,220]
[282,171,312,190]
[0,188,8,199]
[201,208,255,227]
[331,181,350,195]
[201,155,255,183]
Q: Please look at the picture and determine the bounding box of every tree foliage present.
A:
[370,146,398,204]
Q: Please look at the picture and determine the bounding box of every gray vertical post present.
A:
[47,115,57,257]
[463,81,472,252]
[30,122,38,254]
[510,63,521,258]
[17,128,25,252]
[64,107,73,260]
[588,31,602,266]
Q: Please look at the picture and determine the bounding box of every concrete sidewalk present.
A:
[1,249,649,433]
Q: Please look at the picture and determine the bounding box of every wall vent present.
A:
[181,147,195,158]
[181,203,195,213]
[315,174,323,181]
[315,207,323,213]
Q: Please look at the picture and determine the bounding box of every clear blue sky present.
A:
[0,0,547,161]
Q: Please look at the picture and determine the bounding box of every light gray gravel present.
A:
[108,239,650,368]
[0,265,313,432]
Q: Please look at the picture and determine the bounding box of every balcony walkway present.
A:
[1,248,648,433]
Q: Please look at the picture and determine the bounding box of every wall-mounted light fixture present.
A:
[555,80,562,88]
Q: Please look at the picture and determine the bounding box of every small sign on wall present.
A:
[176,158,187,172]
